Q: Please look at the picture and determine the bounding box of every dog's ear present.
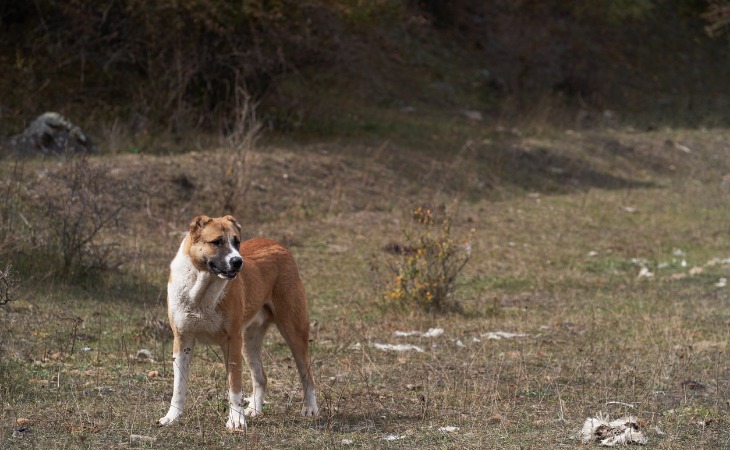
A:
[224,215,242,233]
[189,215,211,236]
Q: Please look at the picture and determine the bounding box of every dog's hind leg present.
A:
[242,308,271,417]
[273,289,319,417]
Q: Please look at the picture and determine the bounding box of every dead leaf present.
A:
[16,418,31,426]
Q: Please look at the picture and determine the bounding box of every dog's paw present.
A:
[226,411,247,431]
[244,405,262,417]
[157,412,181,427]
[301,404,319,417]
[244,395,265,417]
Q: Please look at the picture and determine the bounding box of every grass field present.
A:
[2,123,730,448]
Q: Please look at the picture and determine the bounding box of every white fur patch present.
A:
[168,237,227,338]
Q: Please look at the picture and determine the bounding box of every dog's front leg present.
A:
[222,335,246,430]
[158,334,195,426]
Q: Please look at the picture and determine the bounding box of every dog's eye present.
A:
[233,238,240,249]
[210,238,223,247]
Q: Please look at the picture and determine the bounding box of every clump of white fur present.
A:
[580,415,647,446]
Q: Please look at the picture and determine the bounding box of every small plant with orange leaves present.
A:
[379,207,474,314]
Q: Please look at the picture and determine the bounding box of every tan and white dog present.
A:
[158,215,318,430]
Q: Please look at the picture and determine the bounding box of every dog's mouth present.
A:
[208,263,239,280]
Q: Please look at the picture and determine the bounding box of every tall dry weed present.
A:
[217,86,262,214]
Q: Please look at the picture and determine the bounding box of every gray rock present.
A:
[12,112,95,155]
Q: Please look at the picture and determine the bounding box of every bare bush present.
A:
[217,86,262,214]
[0,265,18,306]
[29,156,142,279]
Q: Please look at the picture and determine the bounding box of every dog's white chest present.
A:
[168,248,227,338]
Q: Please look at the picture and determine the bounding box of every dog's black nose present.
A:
[230,256,243,270]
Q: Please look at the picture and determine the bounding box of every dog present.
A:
[157,215,318,430]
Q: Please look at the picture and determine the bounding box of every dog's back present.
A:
[226,238,307,317]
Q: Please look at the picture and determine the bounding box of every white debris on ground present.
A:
[372,343,425,352]
[394,327,444,338]
[394,330,420,337]
[383,434,405,441]
[705,257,730,266]
[355,328,527,352]
[636,252,730,282]
[438,426,460,433]
[421,327,444,338]
[481,331,528,340]
[580,415,647,446]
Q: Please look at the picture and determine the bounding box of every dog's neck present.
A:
[169,235,229,308]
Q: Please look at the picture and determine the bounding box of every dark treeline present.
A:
[1,1,727,133]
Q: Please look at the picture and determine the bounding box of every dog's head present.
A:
[186,215,243,279]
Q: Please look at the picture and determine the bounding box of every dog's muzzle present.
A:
[209,256,242,280]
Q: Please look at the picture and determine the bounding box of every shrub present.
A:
[0,264,18,306]
[0,155,142,282]
[31,155,142,279]
[379,207,474,314]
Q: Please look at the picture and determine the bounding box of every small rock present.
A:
[135,349,154,361]
[12,112,95,155]
[463,110,483,121]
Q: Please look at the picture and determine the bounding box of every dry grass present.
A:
[1,126,730,448]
